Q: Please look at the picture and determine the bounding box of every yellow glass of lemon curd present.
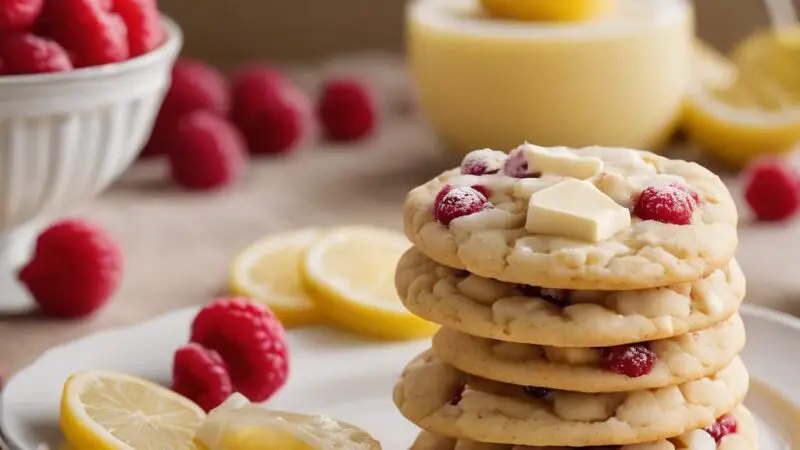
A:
[406,0,694,155]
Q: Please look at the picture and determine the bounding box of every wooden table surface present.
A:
[1,56,799,380]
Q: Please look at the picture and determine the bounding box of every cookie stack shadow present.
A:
[391,146,753,450]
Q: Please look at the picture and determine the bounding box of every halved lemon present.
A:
[195,394,381,450]
[60,370,205,450]
[684,34,800,168]
[229,229,323,328]
[479,0,617,22]
[299,226,438,340]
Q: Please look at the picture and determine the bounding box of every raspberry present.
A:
[705,415,738,443]
[112,0,164,57]
[449,384,465,405]
[0,0,43,31]
[601,344,657,378]
[461,150,502,176]
[633,183,698,225]
[0,33,72,74]
[433,185,492,226]
[317,77,377,141]
[44,0,129,67]
[503,147,540,178]
[166,111,248,191]
[190,297,289,402]
[162,58,230,119]
[18,219,122,319]
[517,285,571,308]
[522,386,553,398]
[240,91,306,155]
[172,343,233,413]
[743,159,800,221]
[230,63,290,128]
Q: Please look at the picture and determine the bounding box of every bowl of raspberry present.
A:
[0,0,182,310]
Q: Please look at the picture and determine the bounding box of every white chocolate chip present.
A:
[542,346,600,365]
[521,145,604,179]
[697,291,724,315]
[673,429,717,450]
[525,179,632,242]
[552,392,624,421]
[457,275,514,304]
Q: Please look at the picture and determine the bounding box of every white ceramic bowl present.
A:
[0,17,183,311]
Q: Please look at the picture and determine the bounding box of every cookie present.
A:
[393,351,749,447]
[396,248,745,347]
[410,405,757,449]
[432,314,745,393]
[403,145,738,290]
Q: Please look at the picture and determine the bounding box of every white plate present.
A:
[2,304,799,450]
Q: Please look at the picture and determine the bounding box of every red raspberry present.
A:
[0,33,72,74]
[167,111,247,191]
[317,77,377,141]
[18,219,122,319]
[633,183,698,225]
[230,63,290,128]
[0,0,43,31]
[461,151,502,176]
[191,297,289,403]
[239,87,308,155]
[601,344,657,378]
[517,285,571,308]
[503,147,539,178]
[172,343,233,413]
[433,185,492,226]
[704,414,738,443]
[112,0,164,57]
[44,0,129,67]
[743,159,800,221]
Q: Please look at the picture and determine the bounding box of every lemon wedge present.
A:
[299,226,438,340]
[195,394,381,450]
[480,0,617,22]
[229,229,323,328]
[60,370,205,450]
[684,35,800,168]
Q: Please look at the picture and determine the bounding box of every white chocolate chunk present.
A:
[525,179,631,242]
[552,392,623,421]
[697,291,724,315]
[673,429,717,450]
[542,346,600,365]
[521,145,603,179]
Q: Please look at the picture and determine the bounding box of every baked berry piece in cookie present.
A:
[403,144,738,290]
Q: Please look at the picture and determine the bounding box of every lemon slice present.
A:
[480,0,617,22]
[229,229,323,328]
[299,226,438,340]
[683,35,800,168]
[60,370,205,450]
[195,394,381,450]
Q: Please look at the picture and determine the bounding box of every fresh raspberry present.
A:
[18,219,122,319]
[172,343,233,413]
[166,111,247,191]
[0,0,43,31]
[433,185,492,226]
[705,414,738,443]
[317,77,377,141]
[240,91,307,155]
[517,285,571,308]
[461,151,502,176]
[743,159,800,221]
[522,386,553,398]
[633,183,698,225]
[601,344,657,378]
[503,147,539,178]
[44,0,129,67]
[112,0,164,57]
[230,63,290,128]
[190,297,289,403]
[162,58,230,119]
[0,33,72,74]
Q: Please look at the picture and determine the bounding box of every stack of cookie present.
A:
[393,144,752,450]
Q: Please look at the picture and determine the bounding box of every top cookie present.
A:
[403,145,738,290]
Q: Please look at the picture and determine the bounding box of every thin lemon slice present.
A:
[60,370,205,450]
[195,394,381,450]
[480,0,616,22]
[684,36,800,168]
[229,229,323,328]
[299,226,438,340]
